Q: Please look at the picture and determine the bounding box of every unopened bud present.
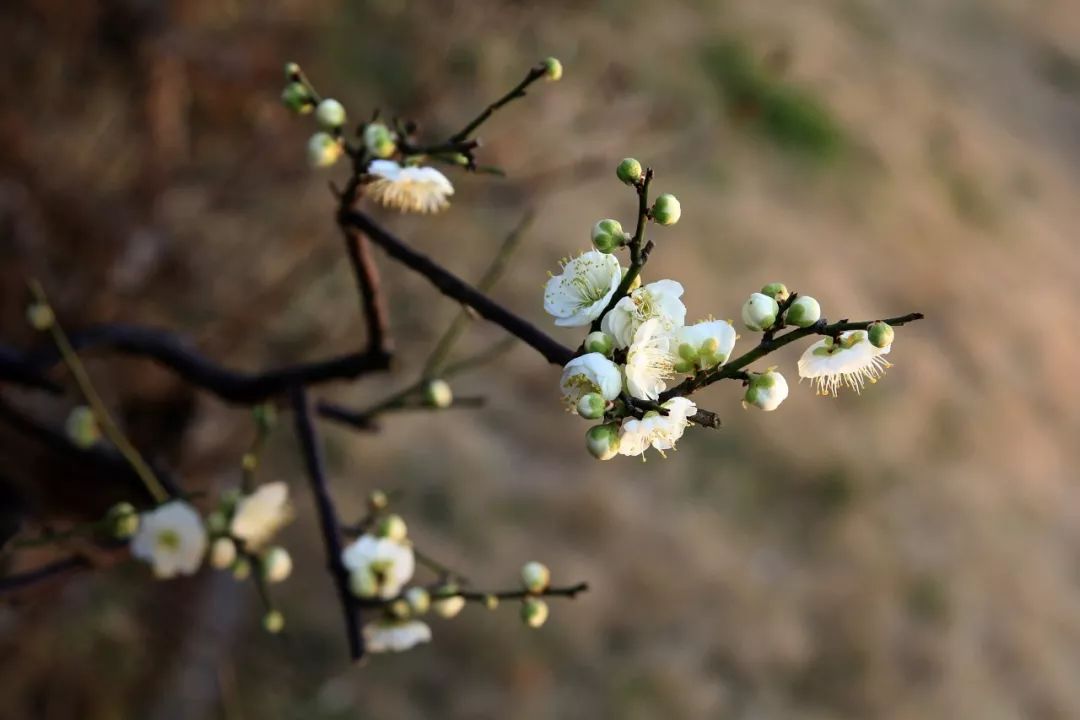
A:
[307,132,342,168]
[315,98,346,130]
[651,193,681,226]
[232,557,252,581]
[590,219,625,254]
[743,369,789,412]
[741,292,779,331]
[786,296,821,328]
[205,510,228,535]
[422,379,453,409]
[363,122,396,159]
[483,594,499,611]
[405,586,431,615]
[542,57,563,82]
[867,321,894,349]
[521,561,551,593]
[65,406,100,449]
[263,609,285,634]
[521,598,549,628]
[376,514,408,542]
[106,502,139,539]
[616,157,643,185]
[576,393,606,420]
[25,302,54,331]
[281,82,313,114]
[261,546,293,583]
[349,567,378,598]
[389,598,411,619]
[433,594,466,618]
[585,424,620,461]
[210,537,238,569]
[241,453,257,472]
[367,489,389,512]
[584,331,615,357]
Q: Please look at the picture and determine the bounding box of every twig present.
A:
[289,385,364,661]
[0,344,60,393]
[0,555,90,593]
[449,64,548,144]
[341,225,393,356]
[589,168,654,333]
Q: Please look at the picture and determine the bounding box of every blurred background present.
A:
[2,0,1080,718]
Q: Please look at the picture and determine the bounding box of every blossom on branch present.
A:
[365,160,454,214]
[797,331,892,396]
[601,279,686,349]
[342,533,415,600]
[363,619,432,653]
[543,251,623,327]
[230,481,292,550]
[131,501,208,579]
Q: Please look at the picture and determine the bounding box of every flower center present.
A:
[156,529,181,552]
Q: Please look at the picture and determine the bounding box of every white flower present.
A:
[560,353,623,407]
[231,481,292,550]
[366,160,454,214]
[131,501,208,579]
[675,319,737,371]
[601,279,687,348]
[341,534,415,599]
[741,292,779,331]
[743,370,789,411]
[617,396,697,458]
[624,319,677,401]
[797,330,892,396]
[363,619,432,653]
[543,251,622,327]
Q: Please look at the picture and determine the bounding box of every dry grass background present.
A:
[1,0,1080,718]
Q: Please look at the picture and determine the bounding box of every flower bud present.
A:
[590,219,625,254]
[741,292,779,331]
[867,321,894,349]
[542,57,563,82]
[617,157,643,185]
[281,82,313,114]
[284,62,301,80]
[349,567,378,598]
[422,379,453,409]
[576,393,606,420]
[585,424,620,461]
[584,331,615,357]
[363,122,396,158]
[367,489,389,512]
[65,406,100,449]
[389,598,411,619]
[106,502,139,539]
[307,132,342,168]
[521,598,549,628]
[651,193,681,226]
[232,557,252,581]
[315,98,346,130]
[25,302,54,331]
[433,594,466,618]
[483,594,499,610]
[786,296,821,328]
[210,537,237,569]
[760,282,790,302]
[241,453,257,473]
[376,514,408,542]
[743,370,789,412]
[261,546,293,583]
[263,610,285,634]
[206,510,228,535]
[405,586,431,615]
[521,561,551,593]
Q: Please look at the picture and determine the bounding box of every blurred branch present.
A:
[342,226,393,357]
[0,555,91,594]
[0,344,60,393]
[289,385,364,661]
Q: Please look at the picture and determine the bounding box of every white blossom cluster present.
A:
[544,159,900,460]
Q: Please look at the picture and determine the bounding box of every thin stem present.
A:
[589,168,654,333]
[30,281,169,504]
[413,548,469,583]
[449,64,547,144]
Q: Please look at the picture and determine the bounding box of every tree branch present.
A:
[0,344,60,393]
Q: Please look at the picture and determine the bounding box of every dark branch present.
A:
[289,385,364,661]
[0,344,60,393]
[0,555,91,593]
[343,210,575,366]
[449,64,547,144]
[341,226,393,356]
[25,324,392,405]
[317,396,486,433]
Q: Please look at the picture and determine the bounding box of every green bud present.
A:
[219,488,242,514]
[743,370,789,412]
[241,453,257,473]
[210,537,237,569]
[521,561,551,593]
[406,586,431,615]
[315,98,346,130]
[106,502,139,540]
[651,193,681,226]
[25,302,54,331]
[673,359,694,374]
[867,321,894,349]
[261,546,293,583]
[590,218,625,253]
[678,343,698,363]
[584,331,615,357]
[284,62,301,80]
[760,282,789,302]
[368,489,389,512]
[307,132,342,168]
[741,292,779,331]
[281,82,313,114]
[349,567,378,598]
[363,123,396,159]
[422,379,453,409]
[521,598,549,628]
[585,424,620,461]
[484,594,500,610]
[263,609,285,634]
[65,406,100,449]
[616,157,643,185]
[576,393,606,420]
[786,296,821,328]
[389,598,411,619]
[542,57,563,82]
[376,514,408,542]
[232,557,252,581]
[206,510,228,535]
